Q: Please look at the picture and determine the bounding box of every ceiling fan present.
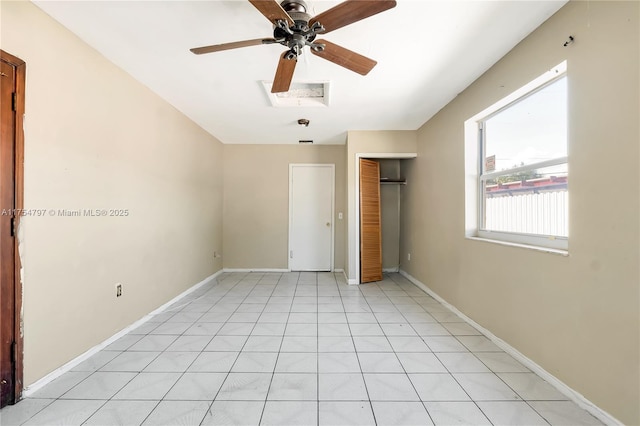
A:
[190,0,397,93]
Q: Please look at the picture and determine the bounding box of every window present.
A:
[466,62,568,251]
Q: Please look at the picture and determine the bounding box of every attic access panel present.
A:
[262,81,330,107]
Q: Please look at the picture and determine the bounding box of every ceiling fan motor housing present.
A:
[276,0,324,58]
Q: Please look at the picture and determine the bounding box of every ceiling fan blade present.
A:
[190,38,277,55]
[310,0,396,34]
[272,51,297,93]
[311,39,377,75]
[249,0,294,26]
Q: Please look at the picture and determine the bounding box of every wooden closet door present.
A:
[360,159,382,283]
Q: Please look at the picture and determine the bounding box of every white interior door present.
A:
[289,164,334,271]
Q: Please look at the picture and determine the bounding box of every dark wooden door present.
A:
[0,50,24,408]
[359,159,382,283]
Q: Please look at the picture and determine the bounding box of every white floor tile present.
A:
[396,353,447,373]
[113,372,181,400]
[318,323,351,336]
[267,373,318,400]
[61,372,136,400]
[0,398,54,426]
[529,401,604,425]
[83,400,157,426]
[410,323,451,336]
[205,335,248,351]
[353,336,393,352]
[285,323,318,336]
[349,324,385,336]
[22,400,104,426]
[476,401,548,425]
[363,374,420,401]
[442,323,482,336]
[251,322,286,336]
[453,373,520,401]
[319,374,368,401]
[242,335,283,352]
[165,335,212,352]
[216,373,272,400]
[276,352,318,373]
[142,400,209,426]
[201,400,264,426]
[70,351,120,372]
[318,353,361,373]
[424,401,491,425]
[100,352,160,372]
[498,372,567,400]
[128,335,178,352]
[456,335,501,352]
[357,353,404,373]
[143,351,199,372]
[474,352,530,373]
[217,323,255,336]
[231,352,278,373]
[184,322,224,336]
[422,336,468,352]
[29,372,91,399]
[319,401,375,426]
[408,373,470,402]
[435,353,491,373]
[387,336,431,352]
[372,401,434,426]
[318,336,356,352]
[164,372,226,400]
[281,336,318,352]
[380,323,418,336]
[188,351,238,372]
[261,401,317,426]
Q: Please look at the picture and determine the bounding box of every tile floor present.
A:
[0,272,603,425]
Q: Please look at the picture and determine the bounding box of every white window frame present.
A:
[465,61,568,252]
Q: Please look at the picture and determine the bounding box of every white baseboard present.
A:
[222,268,290,273]
[383,267,399,273]
[398,270,622,426]
[22,269,224,397]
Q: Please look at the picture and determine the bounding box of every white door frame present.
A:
[288,163,335,271]
[353,153,417,284]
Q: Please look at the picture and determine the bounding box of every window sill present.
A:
[466,236,569,256]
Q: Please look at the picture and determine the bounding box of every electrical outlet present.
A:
[408,253,411,261]
[115,283,122,297]
[338,212,343,220]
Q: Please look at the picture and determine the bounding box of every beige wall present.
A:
[1,1,224,386]
[346,131,417,281]
[400,2,639,424]
[222,144,346,270]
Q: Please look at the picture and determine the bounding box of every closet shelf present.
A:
[380,179,407,185]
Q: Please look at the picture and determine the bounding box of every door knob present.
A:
[326,222,331,227]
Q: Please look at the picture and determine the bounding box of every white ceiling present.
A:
[34,0,567,145]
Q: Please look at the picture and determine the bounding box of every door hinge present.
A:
[10,341,16,364]
[10,217,15,237]
[11,92,17,112]
[290,250,293,259]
